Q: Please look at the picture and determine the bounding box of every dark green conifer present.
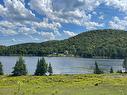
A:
[0,62,3,75]
[12,56,27,76]
[94,61,103,74]
[110,67,114,73]
[34,58,48,76]
[48,63,53,75]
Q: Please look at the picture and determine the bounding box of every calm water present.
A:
[0,56,124,75]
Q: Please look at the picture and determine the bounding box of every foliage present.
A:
[110,67,114,73]
[48,63,53,75]
[34,58,48,76]
[12,56,27,76]
[1,29,127,58]
[0,62,3,75]
[94,61,103,74]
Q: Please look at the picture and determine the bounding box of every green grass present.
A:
[0,74,127,95]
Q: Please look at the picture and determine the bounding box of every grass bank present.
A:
[0,74,127,95]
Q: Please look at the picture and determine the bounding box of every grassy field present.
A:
[0,74,127,95]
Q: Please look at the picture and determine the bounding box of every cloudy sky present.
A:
[0,0,127,46]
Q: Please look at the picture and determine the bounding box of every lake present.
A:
[0,56,124,75]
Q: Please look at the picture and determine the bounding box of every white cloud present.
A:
[63,30,77,37]
[0,0,118,38]
[92,11,97,15]
[105,0,127,14]
[33,18,61,31]
[34,38,40,41]
[99,15,104,20]
[109,16,127,30]
[29,0,52,15]
[18,27,36,35]
[12,38,16,42]
[40,32,55,41]
[51,0,102,12]
[0,27,17,35]
[0,5,6,15]
[0,21,15,28]
[84,22,104,30]
[0,0,36,21]
[0,18,62,36]
[53,31,61,36]
[29,0,103,29]
[0,20,36,35]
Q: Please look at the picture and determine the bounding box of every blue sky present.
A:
[0,0,127,46]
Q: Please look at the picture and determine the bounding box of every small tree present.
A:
[117,70,122,73]
[123,58,127,73]
[110,67,114,73]
[0,62,3,75]
[34,58,48,76]
[48,63,53,75]
[34,59,40,75]
[94,61,103,74]
[12,56,27,76]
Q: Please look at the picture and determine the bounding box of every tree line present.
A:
[0,56,53,76]
[1,29,127,59]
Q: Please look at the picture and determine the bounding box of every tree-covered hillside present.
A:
[0,29,127,58]
[64,29,127,58]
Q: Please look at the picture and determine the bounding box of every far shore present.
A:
[0,55,124,59]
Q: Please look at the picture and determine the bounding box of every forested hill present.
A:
[1,29,127,58]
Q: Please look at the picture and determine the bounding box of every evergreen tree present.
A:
[12,56,27,76]
[94,61,103,74]
[117,70,122,73]
[0,62,3,75]
[34,59,40,75]
[48,63,53,75]
[123,58,127,73]
[110,67,114,73]
[34,58,48,76]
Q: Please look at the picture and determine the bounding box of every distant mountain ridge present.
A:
[0,29,127,58]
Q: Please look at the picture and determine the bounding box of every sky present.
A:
[0,0,127,46]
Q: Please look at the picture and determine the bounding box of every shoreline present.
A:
[0,55,124,59]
